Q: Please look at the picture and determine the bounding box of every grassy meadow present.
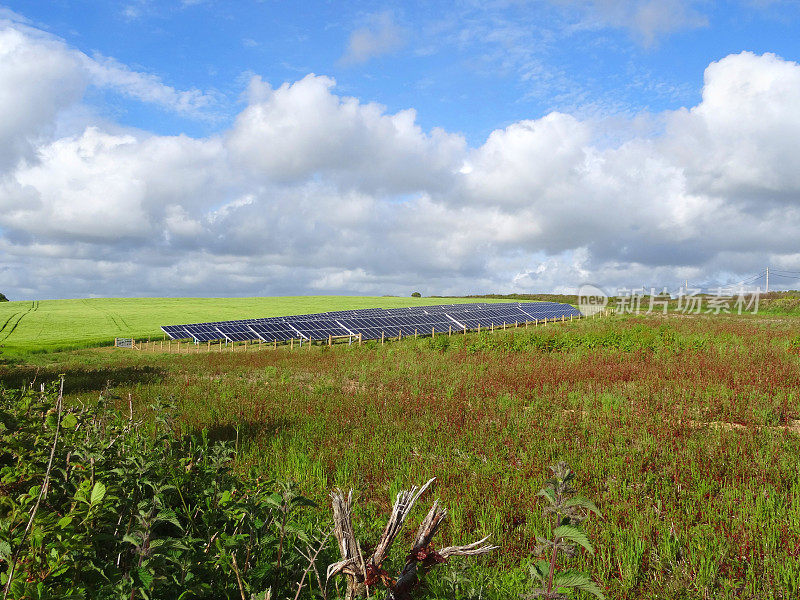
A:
[2,309,799,599]
[0,295,517,356]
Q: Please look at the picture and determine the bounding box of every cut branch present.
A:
[370,478,435,570]
[327,478,495,600]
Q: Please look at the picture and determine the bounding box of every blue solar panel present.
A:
[161,302,582,342]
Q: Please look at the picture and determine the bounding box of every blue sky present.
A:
[12,1,800,142]
[2,1,800,299]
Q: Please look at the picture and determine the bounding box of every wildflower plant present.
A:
[528,462,605,599]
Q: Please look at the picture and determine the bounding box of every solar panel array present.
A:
[161,302,582,343]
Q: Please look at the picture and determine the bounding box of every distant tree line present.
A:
[0,292,8,302]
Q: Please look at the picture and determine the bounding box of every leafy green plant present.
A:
[528,462,604,600]
[0,381,319,599]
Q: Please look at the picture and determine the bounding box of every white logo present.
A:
[577,283,608,315]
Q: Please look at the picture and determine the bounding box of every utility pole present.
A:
[766,267,769,294]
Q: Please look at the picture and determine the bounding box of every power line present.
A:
[768,273,800,281]
[717,270,765,291]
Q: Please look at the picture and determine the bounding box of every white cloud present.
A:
[666,51,800,201]
[560,0,709,46]
[0,25,86,167]
[460,113,592,208]
[0,15,219,152]
[0,127,227,243]
[340,11,406,65]
[227,74,465,193]
[2,18,800,299]
[82,53,219,117]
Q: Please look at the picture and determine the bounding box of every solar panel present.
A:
[160,302,582,342]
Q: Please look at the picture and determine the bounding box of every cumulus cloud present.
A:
[0,13,218,155]
[2,13,800,299]
[227,74,465,193]
[0,127,232,254]
[340,11,406,65]
[666,51,800,202]
[0,25,86,167]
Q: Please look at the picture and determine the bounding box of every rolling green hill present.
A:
[0,296,512,356]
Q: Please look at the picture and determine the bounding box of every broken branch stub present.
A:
[327,490,362,586]
[328,478,497,600]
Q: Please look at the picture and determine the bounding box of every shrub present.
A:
[0,381,316,599]
[411,292,422,298]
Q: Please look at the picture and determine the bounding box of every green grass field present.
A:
[2,296,800,598]
[2,311,799,598]
[0,296,517,356]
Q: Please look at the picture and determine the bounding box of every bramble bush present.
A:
[0,380,317,599]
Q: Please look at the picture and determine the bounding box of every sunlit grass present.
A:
[0,295,516,356]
